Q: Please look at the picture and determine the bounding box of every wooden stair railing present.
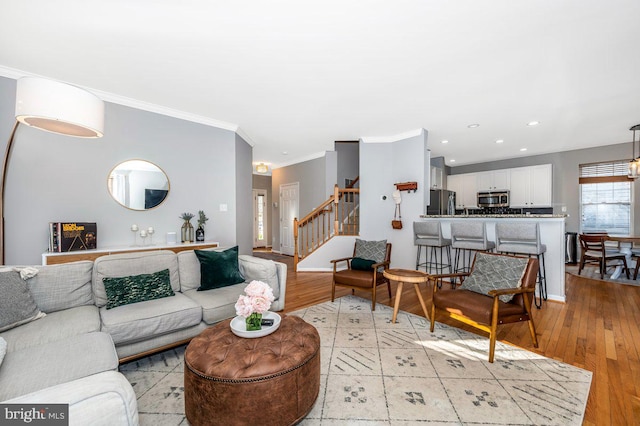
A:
[294,182,359,270]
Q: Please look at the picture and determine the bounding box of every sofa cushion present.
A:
[238,255,280,299]
[0,271,46,332]
[103,269,175,309]
[183,284,246,325]
[93,251,180,308]
[195,246,245,291]
[0,331,118,401]
[99,292,201,345]
[29,261,94,313]
[463,252,529,303]
[0,305,100,353]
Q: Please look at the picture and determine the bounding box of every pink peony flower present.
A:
[235,281,275,318]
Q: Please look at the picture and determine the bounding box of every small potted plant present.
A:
[180,212,195,243]
[196,210,208,242]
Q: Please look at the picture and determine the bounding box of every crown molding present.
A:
[360,128,424,143]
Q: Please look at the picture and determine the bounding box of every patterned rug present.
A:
[120,295,592,425]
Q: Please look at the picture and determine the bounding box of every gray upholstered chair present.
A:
[413,221,451,275]
[495,222,547,308]
[450,222,495,274]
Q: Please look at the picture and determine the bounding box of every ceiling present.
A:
[1,1,640,169]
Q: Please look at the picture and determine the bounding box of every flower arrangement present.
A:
[180,212,194,222]
[197,210,209,228]
[235,280,275,331]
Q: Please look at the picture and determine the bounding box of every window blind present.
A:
[579,160,632,183]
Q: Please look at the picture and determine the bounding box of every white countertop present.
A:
[420,214,567,219]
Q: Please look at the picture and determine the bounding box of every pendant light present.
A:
[628,124,640,179]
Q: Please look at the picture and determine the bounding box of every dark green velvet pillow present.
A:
[351,257,376,271]
[103,269,174,310]
[195,246,245,291]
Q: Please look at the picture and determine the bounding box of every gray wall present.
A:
[449,143,638,233]
[252,174,272,246]
[360,130,428,269]
[336,141,359,187]
[0,76,251,264]
[271,154,336,252]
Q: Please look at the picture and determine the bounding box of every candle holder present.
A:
[131,224,139,246]
[147,227,155,246]
[140,230,148,246]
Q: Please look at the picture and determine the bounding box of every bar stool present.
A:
[413,221,452,276]
[495,222,547,308]
[450,222,495,275]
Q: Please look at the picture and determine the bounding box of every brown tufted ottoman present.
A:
[184,315,320,426]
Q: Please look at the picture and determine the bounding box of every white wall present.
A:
[0,76,251,264]
[359,130,428,269]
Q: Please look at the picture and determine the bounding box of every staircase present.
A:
[293,179,359,270]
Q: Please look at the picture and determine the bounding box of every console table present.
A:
[42,242,219,265]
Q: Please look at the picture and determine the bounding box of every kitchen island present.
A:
[419,214,566,303]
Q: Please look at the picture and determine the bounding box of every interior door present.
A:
[253,189,267,248]
[279,182,299,256]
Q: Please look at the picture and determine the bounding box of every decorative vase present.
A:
[195,226,205,242]
[181,220,194,243]
[245,312,262,331]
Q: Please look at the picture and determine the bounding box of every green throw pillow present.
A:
[351,257,376,271]
[195,246,245,291]
[103,269,174,310]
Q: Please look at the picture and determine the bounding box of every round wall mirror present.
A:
[107,160,170,210]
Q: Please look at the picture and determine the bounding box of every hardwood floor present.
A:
[261,252,640,425]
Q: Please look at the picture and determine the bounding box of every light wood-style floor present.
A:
[263,253,640,425]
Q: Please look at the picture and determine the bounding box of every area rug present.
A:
[120,295,592,425]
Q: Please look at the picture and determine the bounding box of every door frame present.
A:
[252,189,268,248]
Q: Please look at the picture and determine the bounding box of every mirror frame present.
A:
[107,159,170,211]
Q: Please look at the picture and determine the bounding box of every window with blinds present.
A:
[579,160,632,235]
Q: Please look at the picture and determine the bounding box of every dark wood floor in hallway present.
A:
[254,251,640,425]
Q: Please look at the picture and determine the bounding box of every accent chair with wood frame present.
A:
[330,241,392,310]
[429,252,539,363]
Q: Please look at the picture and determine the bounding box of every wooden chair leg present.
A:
[489,297,500,363]
[331,278,336,302]
[578,255,585,275]
[623,258,630,279]
[371,284,377,311]
[429,304,436,332]
[634,257,640,280]
[523,293,539,348]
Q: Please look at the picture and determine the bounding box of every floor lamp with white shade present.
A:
[1,77,105,264]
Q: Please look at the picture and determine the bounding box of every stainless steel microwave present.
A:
[477,191,509,208]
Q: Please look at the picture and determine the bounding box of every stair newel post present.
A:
[334,184,340,236]
[293,217,299,271]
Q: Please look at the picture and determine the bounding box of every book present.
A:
[49,222,97,252]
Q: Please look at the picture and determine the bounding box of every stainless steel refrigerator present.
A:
[427,189,456,215]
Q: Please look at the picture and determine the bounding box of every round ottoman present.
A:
[184,315,320,426]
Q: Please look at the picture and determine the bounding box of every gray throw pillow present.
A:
[355,239,387,263]
[0,337,7,367]
[0,271,46,332]
[463,252,529,303]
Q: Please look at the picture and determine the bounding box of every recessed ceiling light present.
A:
[495,139,504,144]
[450,159,456,163]
[520,148,527,152]
[527,121,540,126]
[467,124,480,128]
[441,140,449,144]
[282,151,288,155]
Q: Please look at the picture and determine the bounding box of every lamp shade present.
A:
[15,77,104,138]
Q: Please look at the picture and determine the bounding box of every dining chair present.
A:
[578,233,630,279]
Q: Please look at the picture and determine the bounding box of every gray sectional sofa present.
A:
[0,248,286,425]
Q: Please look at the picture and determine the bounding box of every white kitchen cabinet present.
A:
[447,173,478,209]
[509,164,552,207]
[430,166,444,189]
[476,169,510,191]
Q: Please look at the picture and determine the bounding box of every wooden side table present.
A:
[383,269,430,323]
